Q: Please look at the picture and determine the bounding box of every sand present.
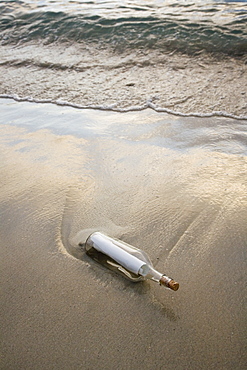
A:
[1,98,247,369]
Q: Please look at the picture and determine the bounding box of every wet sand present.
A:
[1,99,247,369]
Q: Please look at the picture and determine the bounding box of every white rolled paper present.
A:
[90,232,147,275]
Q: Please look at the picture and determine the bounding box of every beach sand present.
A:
[1,99,247,369]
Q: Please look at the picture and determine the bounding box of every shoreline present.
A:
[0,43,246,118]
[1,94,247,121]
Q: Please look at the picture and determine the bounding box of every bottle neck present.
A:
[160,275,179,291]
[139,265,179,291]
[139,265,163,282]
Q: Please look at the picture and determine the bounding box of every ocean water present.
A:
[0,0,247,116]
[1,0,247,55]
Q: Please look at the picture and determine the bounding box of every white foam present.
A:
[1,94,247,120]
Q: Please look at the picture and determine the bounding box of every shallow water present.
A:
[1,98,246,369]
[0,0,247,117]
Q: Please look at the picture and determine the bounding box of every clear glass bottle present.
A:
[85,232,179,291]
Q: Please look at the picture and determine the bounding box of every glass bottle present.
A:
[85,232,179,291]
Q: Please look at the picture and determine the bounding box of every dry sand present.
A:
[1,99,247,369]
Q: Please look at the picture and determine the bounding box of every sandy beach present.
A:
[1,1,247,368]
[1,98,246,369]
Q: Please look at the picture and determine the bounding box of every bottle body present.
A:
[85,232,179,290]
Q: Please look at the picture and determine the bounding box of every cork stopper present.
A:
[168,279,179,291]
[160,276,179,291]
